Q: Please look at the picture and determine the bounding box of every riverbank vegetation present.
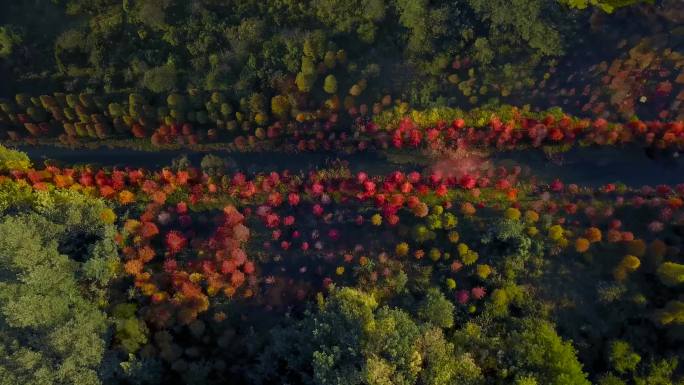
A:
[1,143,683,384]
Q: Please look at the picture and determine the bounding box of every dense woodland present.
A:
[1,1,684,385]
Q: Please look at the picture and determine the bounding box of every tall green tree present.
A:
[254,287,481,385]
[0,214,112,385]
[0,163,121,385]
[312,0,385,43]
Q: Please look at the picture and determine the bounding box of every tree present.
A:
[323,74,338,94]
[653,301,684,326]
[607,340,641,374]
[417,327,481,385]
[134,0,171,30]
[323,51,337,68]
[467,0,563,58]
[634,358,681,385]
[200,154,229,177]
[0,25,21,58]
[657,262,684,287]
[557,0,651,13]
[301,56,316,75]
[142,64,177,93]
[303,30,328,59]
[312,0,385,42]
[0,144,31,172]
[53,27,95,78]
[0,215,111,385]
[296,71,316,92]
[394,0,447,56]
[112,304,149,353]
[472,38,495,66]
[271,95,291,119]
[452,316,589,384]
[417,288,455,328]
[254,287,482,385]
[597,374,627,385]
[511,319,591,385]
[0,168,121,385]
[114,354,163,385]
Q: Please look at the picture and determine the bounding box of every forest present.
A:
[0,0,683,384]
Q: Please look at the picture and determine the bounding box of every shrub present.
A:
[505,207,521,220]
[607,340,641,374]
[0,144,31,172]
[656,262,684,287]
[511,319,591,385]
[323,74,338,94]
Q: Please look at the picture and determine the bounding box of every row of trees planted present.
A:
[2,91,684,154]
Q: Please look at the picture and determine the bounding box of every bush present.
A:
[0,144,31,172]
[656,262,684,287]
[607,340,641,374]
[142,64,178,93]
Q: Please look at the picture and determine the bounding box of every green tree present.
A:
[296,71,316,92]
[301,56,316,75]
[558,0,651,13]
[0,215,112,385]
[323,74,338,94]
[0,26,21,58]
[394,0,448,56]
[303,30,328,59]
[112,304,149,354]
[607,340,641,374]
[312,0,385,42]
[142,64,177,93]
[0,166,121,384]
[417,327,481,385]
[115,354,163,385]
[0,144,31,172]
[271,95,291,119]
[200,154,229,177]
[597,373,627,385]
[417,288,455,328]
[634,358,682,385]
[657,262,684,287]
[511,319,591,385]
[467,0,562,58]
[133,0,171,30]
[255,287,481,385]
[653,301,684,326]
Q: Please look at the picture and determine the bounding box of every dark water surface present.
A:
[13,144,684,187]
[15,145,415,175]
[492,145,683,187]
